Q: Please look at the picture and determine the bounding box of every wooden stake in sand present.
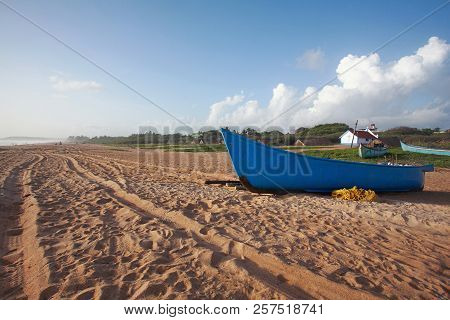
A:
[204,180,241,185]
[205,180,246,190]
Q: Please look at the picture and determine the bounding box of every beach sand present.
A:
[0,144,448,299]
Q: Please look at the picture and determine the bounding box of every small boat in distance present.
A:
[358,139,388,158]
[400,141,450,156]
[220,128,433,193]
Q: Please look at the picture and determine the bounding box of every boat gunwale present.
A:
[221,129,433,171]
[359,144,388,152]
[400,141,450,153]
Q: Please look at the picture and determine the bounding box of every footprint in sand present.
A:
[139,239,153,249]
[96,198,112,205]
[75,288,96,300]
[198,200,213,210]
[238,194,254,202]
[122,272,138,282]
[6,227,23,236]
[39,285,59,299]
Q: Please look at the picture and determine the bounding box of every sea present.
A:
[0,139,62,146]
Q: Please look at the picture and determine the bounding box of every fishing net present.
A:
[331,186,377,202]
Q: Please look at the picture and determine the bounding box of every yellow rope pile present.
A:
[332,186,377,202]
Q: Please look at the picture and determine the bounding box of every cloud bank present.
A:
[206,37,450,130]
[49,75,102,92]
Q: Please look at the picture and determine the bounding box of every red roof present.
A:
[349,128,378,139]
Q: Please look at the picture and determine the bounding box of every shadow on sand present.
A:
[380,191,450,206]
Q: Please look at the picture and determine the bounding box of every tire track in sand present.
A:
[0,154,50,299]
[59,154,378,300]
[0,156,34,299]
[20,154,52,299]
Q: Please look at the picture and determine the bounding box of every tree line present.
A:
[67,124,448,147]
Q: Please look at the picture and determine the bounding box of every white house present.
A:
[340,128,378,146]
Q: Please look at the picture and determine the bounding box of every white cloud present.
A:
[49,75,102,92]
[207,37,450,129]
[296,48,325,70]
[206,93,245,125]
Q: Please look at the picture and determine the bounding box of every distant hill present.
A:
[379,127,450,149]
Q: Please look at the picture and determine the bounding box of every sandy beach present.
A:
[0,144,448,300]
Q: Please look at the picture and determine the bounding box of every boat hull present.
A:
[221,129,433,193]
[400,141,450,156]
[358,144,388,158]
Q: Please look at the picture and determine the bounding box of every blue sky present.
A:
[1,0,449,137]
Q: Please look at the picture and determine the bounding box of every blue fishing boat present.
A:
[220,128,433,193]
[400,141,450,156]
